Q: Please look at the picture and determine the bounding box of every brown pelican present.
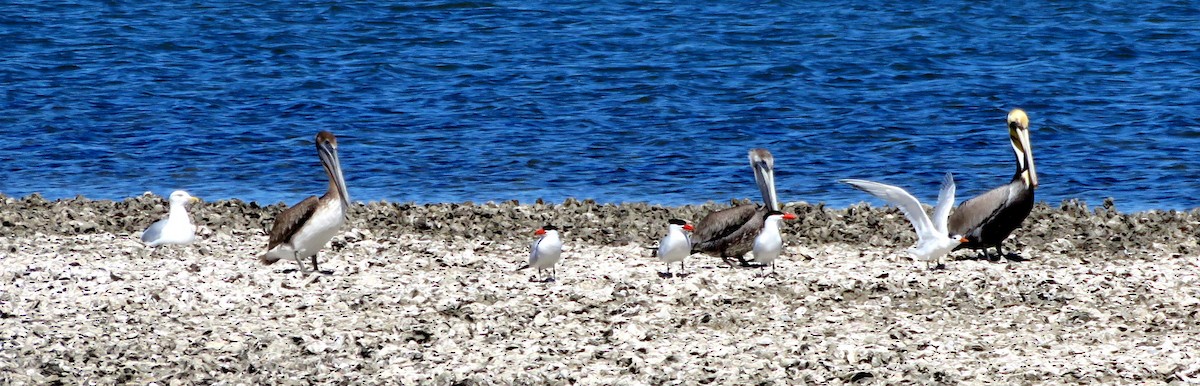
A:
[259,131,350,274]
[517,225,563,282]
[691,148,779,266]
[842,173,969,270]
[948,109,1037,260]
[141,190,200,247]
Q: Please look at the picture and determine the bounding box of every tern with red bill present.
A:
[692,148,782,266]
[518,225,562,282]
[840,172,969,270]
[751,211,797,275]
[657,219,694,276]
[259,131,350,274]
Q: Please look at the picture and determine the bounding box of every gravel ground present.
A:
[1,193,1199,384]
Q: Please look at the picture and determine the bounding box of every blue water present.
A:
[2,1,1198,212]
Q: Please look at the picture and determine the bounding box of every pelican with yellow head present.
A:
[948,109,1038,260]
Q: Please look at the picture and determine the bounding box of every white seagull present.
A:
[141,190,200,247]
[657,219,694,277]
[840,172,969,270]
[517,225,563,282]
[751,211,797,275]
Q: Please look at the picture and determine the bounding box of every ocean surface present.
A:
[2,1,1198,212]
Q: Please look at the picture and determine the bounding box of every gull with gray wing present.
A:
[141,190,200,247]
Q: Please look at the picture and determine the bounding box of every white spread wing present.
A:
[841,178,937,242]
[931,172,956,235]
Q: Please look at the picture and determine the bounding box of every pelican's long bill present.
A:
[749,148,778,211]
[1008,109,1037,187]
[317,131,350,210]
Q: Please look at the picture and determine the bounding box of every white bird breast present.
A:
[752,229,783,264]
[284,200,346,259]
[658,229,690,263]
[530,233,562,269]
[141,218,196,247]
[908,237,960,262]
[752,216,790,264]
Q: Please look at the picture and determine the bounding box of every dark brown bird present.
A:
[691,148,780,266]
[259,131,350,273]
[948,109,1037,260]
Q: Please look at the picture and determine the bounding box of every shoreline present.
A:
[2,193,1197,257]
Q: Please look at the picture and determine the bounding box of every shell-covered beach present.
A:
[1,194,1199,384]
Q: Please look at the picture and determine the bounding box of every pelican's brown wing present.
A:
[691,204,762,257]
[266,195,320,250]
[948,180,1034,247]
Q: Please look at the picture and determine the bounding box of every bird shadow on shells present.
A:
[1,193,1197,260]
